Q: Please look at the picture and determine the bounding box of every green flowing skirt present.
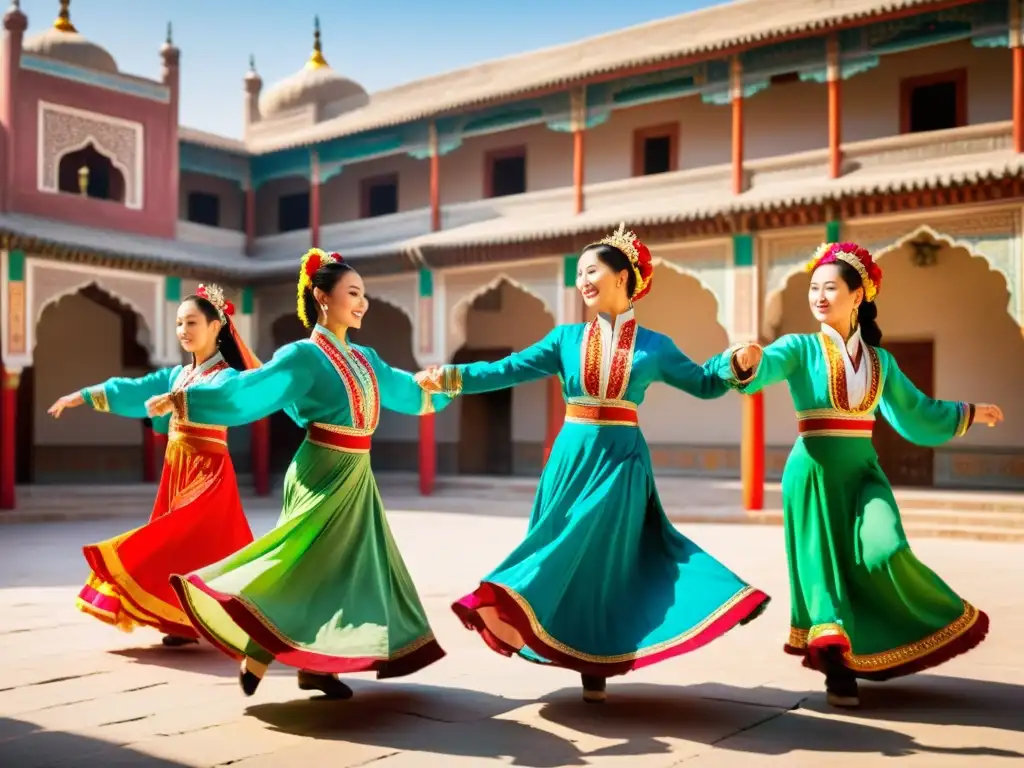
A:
[781,435,988,680]
[170,439,443,678]
[452,422,770,677]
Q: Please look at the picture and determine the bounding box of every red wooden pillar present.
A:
[827,34,842,178]
[1015,46,1024,153]
[310,149,321,249]
[572,85,586,214]
[741,392,765,511]
[142,420,156,482]
[0,367,19,510]
[419,412,436,496]
[418,269,436,496]
[429,121,441,232]
[731,57,745,195]
[251,418,270,496]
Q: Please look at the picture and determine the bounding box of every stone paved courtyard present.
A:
[1,507,1022,766]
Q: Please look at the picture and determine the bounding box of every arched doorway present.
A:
[32,285,152,483]
[350,298,418,472]
[770,232,1024,489]
[58,144,126,202]
[268,313,308,475]
[632,265,738,475]
[451,278,553,476]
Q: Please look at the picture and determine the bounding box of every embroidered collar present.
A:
[314,324,349,350]
[821,322,862,360]
[176,351,226,390]
[596,307,635,336]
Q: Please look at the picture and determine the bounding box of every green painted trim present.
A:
[242,287,254,315]
[562,255,576,288]
[164,276,182,302]
[418,268,433,298]
[731,234,754,267]
[7,249,25,282]
[825,220,841,243]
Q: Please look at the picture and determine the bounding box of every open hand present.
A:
[975,403,1004,428]
[146,393,174,418]
[733,344,762,374]
[415,366,443,394]
[47,392,85,418]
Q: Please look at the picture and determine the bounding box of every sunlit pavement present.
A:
[1,509,1022,767]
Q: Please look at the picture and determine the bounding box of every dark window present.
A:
[908,81,959,133]
[488,152,526,197]
[57,144,125,202]
[642,136,673,175]
[187,192,220,226]
[362,177,398,218]
[278,191,310,232]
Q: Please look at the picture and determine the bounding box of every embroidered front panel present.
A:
[344,346,381,432]
[818,333,882,414]
[171,359,230,429]
[604,319,637,401]
[580,320,602,398]
[312,332,378,432]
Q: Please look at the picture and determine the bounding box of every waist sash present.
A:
[564,400,639,427]
[797,410,874,438]
[169,421,229,454]
[306,423,372,453]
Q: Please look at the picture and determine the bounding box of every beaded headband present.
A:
[593,223,654,301]
[804,242,882,302]
[195,284,234,321]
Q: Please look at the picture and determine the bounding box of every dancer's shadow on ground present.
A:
[0,717,192,767]
[108,645,294,680]
[246,678,1023,767]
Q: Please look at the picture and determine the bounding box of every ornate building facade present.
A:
[2,0,1024,510]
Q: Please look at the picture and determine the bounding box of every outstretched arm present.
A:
[716,335,803,395]
[359,346,453,415]
[878,352,978,447]
[167,343,313,427]
[432,327,563,396]
[658,337,730,400]
[82,368,177,419]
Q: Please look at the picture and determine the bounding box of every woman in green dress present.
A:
[147,249,452,700]
[724,241,1003,708]
[418,225,770,704]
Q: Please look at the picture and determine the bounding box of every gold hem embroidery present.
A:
[87,385,110,412]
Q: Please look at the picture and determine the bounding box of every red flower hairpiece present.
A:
[196,284,234,320]
[804,241,882,302]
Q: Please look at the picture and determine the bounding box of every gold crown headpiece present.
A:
[196,283,233,321]
[597,223,649,300]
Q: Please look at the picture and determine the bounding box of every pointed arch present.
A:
[448,272,555,354]
[55,138,131,201]
[34,279,154,357]
[653,256,729,333]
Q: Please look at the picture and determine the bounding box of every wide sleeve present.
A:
[877,351,974,447]
[435,326,563,396]
[658,336,731,400]
[715,334,804,395]
[171,343,312,427]
[360,347,452,416]
[81,368,176,419]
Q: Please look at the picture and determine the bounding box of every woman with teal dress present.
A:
[723,241,1003,708]
[147,249,452,701]
[418,225,770,703]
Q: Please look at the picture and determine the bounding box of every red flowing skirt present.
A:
[76,424,254,637]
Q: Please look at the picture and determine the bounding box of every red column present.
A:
[1015,46,1023,153]
[543,376,564,464]
[251,418,270,496]
[741,392,765,511]
[142,420,156,483]
[731,58,745,195]
[244,187,256,255]
[572,129,584,214]
[0,367,19,510]
[828,35,842,178]
[419,412,436,495]
[430,152,441,232]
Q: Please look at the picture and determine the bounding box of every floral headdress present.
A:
[196,283,235,322]
[296,247,342,329]
[193,284,260,370]
[593,223,655,302]
[804,242,883,302]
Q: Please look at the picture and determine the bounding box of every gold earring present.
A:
[850,306,859,331]
[320,303,328,312]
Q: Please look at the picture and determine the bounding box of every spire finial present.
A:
[249,53,256,71]
[54,0,76,33]
[165,21,172,45]
[306,15,328,70]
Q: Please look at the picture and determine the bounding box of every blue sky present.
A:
[17,0,727,138]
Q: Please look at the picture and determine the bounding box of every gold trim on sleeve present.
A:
[87,385,110,413]
[440,366,463,397]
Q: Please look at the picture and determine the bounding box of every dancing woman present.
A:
[147,250,452,700]
[723,242,1002,708]
[48,285,258,647]
[418,225,770,703]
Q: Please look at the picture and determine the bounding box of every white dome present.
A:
[24,9,118,75]
[259,64,368,118]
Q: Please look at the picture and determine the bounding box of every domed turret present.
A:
[258,17,368,121]
[23,0,118,74]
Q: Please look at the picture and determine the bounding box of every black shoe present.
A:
[581,674,607,704]
[238,669,262,697]
[297,671,353,700]
[821,647,859,708]
[161,635,198,648]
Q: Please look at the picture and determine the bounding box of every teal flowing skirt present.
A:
[452,422,770,677]
[170,439,443,678]
[780,435,988,680]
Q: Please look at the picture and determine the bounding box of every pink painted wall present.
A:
[10,69,176,238]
